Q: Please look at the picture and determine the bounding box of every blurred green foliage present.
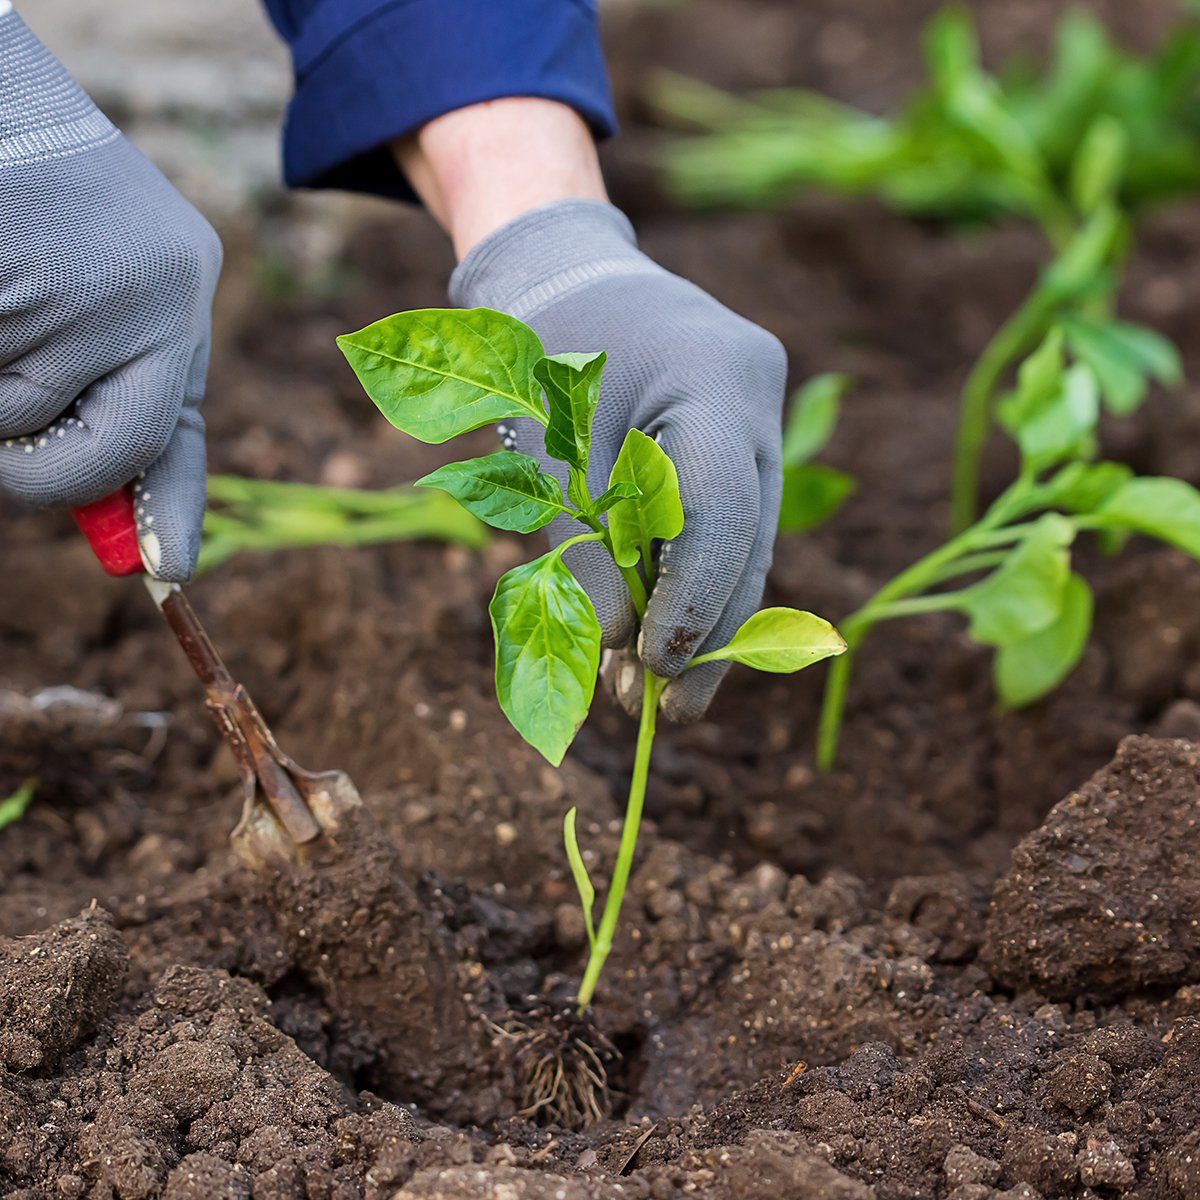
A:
[199,474,489,573]
[655,7,1200,239]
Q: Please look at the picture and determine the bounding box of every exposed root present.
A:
[495,1006,619,1130]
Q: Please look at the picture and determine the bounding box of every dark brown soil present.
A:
[4,1,1200,1197]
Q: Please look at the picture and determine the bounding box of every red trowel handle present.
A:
[71,487,144,577]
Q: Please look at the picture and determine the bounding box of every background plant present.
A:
[654,6,1199,528]
[817,323,1200,768]
[198,474,488,573]
[338,307,845,1009]
[654,7,1200,230]
[0,778,36,832]
[779,373,856,535]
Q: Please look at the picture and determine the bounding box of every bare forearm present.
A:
[392,98,607,259]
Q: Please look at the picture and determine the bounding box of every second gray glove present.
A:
[0,9,221,580]
[450,200,786,722]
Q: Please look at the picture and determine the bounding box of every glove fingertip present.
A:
[598,600,637,651]
[640,615,707,681]
[137,524,200,583]
[601,648,644,718]
[660,661,730,725]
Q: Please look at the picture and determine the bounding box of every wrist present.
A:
[392,98,608,259]
[449,199,655,319]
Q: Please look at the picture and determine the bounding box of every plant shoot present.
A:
[339,307,846,1008]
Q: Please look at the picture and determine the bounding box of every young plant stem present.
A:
[816,481,1035,769]
[577,508,649,617]
[949,290,1056,533]
[575,669,667,1012]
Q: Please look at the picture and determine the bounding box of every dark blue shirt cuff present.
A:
[269,0,616,201]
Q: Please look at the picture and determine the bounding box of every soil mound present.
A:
[984,736,1200,999]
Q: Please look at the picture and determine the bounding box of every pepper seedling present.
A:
[338,307,846,1009]
[817,322,1200,769]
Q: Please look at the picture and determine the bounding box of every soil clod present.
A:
[984,736,1200,999]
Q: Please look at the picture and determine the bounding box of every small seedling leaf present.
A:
[957,514,1074,647]
[489,550,601,766]
[1068,114,1127,216]
[563,807,597,950]
[923,7,980,92]
[0,778,36,831]
[536,352,607,473]
[607,430,685,569]
[779,464,856,534]
[1040,204,1122,302]
[1063,314,1183,416]
[1095,476,1200,557]
[781,373,849,467]
[589,481,642,518]
[337,308,547,443]
[416,452,568,533]
[1003,361,1100,472]
[694,607,847,673]
[994,573,1093,708]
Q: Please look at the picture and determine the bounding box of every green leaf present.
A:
[1039,204,1122,303]
[1039,460,1133,513]
[416,452,569,533]
[1002,361,1100,472]
[1069,115,1128,215]
[1063,314,1183,416]
[489,549,601,766]
[536,352,607,473]
[994,573,1094,708]
[781,373,849,467]
[692,607,847,673]
[563,807,597,950]
[924,7,1046,186]
[1019,327,1067,402]
[1095,477,1200,557]
[607,430,686,569]
[588,481,641,518]
[956,514,1075,647]
[999,331,1099,472]
[0,778,36,830]
[337,308,547,443]
[923,6,980,92]
[779,464,856,534]
[998,329,1065,435]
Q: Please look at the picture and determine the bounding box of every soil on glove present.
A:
[5,1,1200,1197]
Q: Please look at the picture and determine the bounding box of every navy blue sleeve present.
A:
[260,0,616,201]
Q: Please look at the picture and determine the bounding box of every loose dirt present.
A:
[4,1,1200,1197]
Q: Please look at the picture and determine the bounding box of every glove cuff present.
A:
[0,10,116,163]
[449,199,662,321]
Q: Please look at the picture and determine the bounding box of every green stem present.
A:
[814,487,1032,769]
[576,669,667,1012]
[816,624,863,772]
[869,591,969,621]
[577,512,649,618]
[924,549,1009,586]
[949,291,1055,533]
[556,530,606,557]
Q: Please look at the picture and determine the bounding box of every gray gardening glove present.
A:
[451,200,786,722]
[0,7,221,580]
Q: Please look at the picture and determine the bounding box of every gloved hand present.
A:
[450,200,786,722]
[0,8,221,580]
